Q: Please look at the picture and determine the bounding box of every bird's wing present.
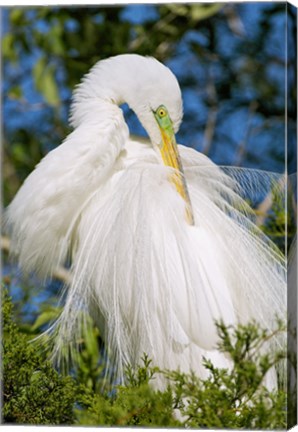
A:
[5,116,128,277]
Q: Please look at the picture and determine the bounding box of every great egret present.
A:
[6,54,286,387]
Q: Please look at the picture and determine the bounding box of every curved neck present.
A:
[69,60,132,129]
[68,55,180,146]
[70,98,124,128]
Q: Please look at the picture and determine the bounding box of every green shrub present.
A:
[2,288,77,425]
[2,287,287,428]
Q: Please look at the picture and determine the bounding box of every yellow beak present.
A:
[159,128,195,225]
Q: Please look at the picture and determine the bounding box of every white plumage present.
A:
[6,54,286,387]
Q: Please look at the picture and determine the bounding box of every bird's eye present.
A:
[157,107,166,117]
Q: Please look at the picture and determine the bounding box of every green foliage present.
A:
[2,288,77,425]
[77,338,287,429]
[76,355,180,427]
[258,177,296,254]
[162,321,287,429]
[2,287,287,428]
[33,57,60,107]
[166,367,286,429]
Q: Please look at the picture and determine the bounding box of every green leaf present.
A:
[168,4,188,16]
[33,57,60,106]
[33,56,47,91]
[190,4,223,22]
[10,9,24,25]
[82,317,99,360]
[32,308,60,331]
[8,86,23,100]
[2,33,15,60]
[50,24,65,56]
[42,65,60,106]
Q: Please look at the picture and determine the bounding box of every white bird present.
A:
[6,54,286,388]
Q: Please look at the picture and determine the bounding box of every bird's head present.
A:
[121,55,183,149]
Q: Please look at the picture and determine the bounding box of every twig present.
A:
[255,175,286,227]
[234,101,258,167]
[129,12,176,52]
[255,194,274,227]
[202,75,218,156]
[223,4,246,37]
